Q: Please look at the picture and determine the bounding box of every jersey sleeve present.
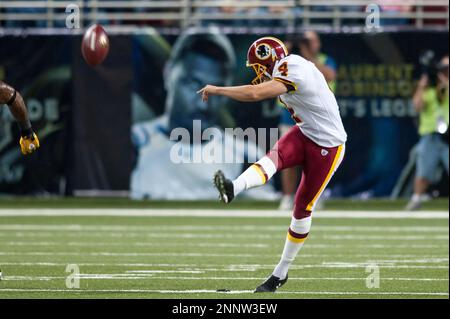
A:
[272,57,302,93]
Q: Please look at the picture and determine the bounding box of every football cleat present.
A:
[254,274,288,293]
[213,170,234,204]
[405,200,422,211]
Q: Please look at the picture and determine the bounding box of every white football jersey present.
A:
[272,54,347,147]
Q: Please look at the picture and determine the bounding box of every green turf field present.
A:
[0,199,448,299]
[0,197,448,210]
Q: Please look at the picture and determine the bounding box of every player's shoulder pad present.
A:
[272,54,304,92]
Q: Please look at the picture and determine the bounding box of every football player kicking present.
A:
[0,81,40,154]
[198,37,347,293]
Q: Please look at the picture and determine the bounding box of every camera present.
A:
[419,50,448,85]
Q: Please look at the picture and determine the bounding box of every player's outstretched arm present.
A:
[197,80,287,103]
[0,81,40,155]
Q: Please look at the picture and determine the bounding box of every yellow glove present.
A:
[19,132,40,155]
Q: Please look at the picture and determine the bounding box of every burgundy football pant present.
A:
[267,126,345,219]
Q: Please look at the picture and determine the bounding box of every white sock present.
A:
[411,193,429,203]
[232,156,277,197]
[273,216,312,280]
[279,194,295,210]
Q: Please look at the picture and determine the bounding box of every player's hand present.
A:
[417,74,429,89]
[438,72,449,90]
[19,132,40,155]
[197,85,218,102]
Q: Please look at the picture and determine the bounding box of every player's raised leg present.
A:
[256,136,345,293]
[213,156,277,203]
[213,126,305,203]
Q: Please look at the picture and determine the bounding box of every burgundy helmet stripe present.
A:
[264,36,288,56]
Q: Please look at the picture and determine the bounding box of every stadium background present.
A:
[0,0,448,300]
[0,26,448,199]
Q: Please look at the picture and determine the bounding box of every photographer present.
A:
[298,31,337,86]
[406,54,449,210]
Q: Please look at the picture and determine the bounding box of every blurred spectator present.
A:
[423,5,448,26]
[309,2,334,26]
[299,31,337,86]
[0,0,446,29]
[341,4,365,26]
[377,0,413,26]
[3,0,47,28]
[247,2,297,28]
[196,0,247,27]
[406,55,449,210]
[197,0,299,28]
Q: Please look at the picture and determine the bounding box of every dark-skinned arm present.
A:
[0,81,33,134]
[0,81,40,154]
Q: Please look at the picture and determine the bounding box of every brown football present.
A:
[81,24,110,66]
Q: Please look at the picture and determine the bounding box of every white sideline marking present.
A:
[0,253,447,269]
[0,241,444,249]
[2,243,447,258]
[1,255,448,264]
[1,232,448,240]
[0,251,448,262]
[323,235,448,240]
[2,275,448,282]
[0,209,448,219]
[1,261,448,270]
[0,224,448,233]
[1,241,270,249]
[0,288,447,296]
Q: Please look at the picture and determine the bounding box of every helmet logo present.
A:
[255,43,271,60]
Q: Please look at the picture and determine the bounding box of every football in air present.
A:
[81,24,110,66]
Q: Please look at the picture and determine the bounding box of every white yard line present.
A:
[1,241,270,248]
[0,251,448,261]
[0,288,447,296]
[0,232,448,240]
[322,235,448,240]
[0,253,447,269]
[1,261,449,270]
[0,224,448,232]
[0,255,448,263]
[2,275,448,282]
[1,243,447,259]
[0,241,445,249]
[0,209,448,218]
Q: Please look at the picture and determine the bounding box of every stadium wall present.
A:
[0,30,448,198]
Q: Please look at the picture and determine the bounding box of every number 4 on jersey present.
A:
[278,62,288,76]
